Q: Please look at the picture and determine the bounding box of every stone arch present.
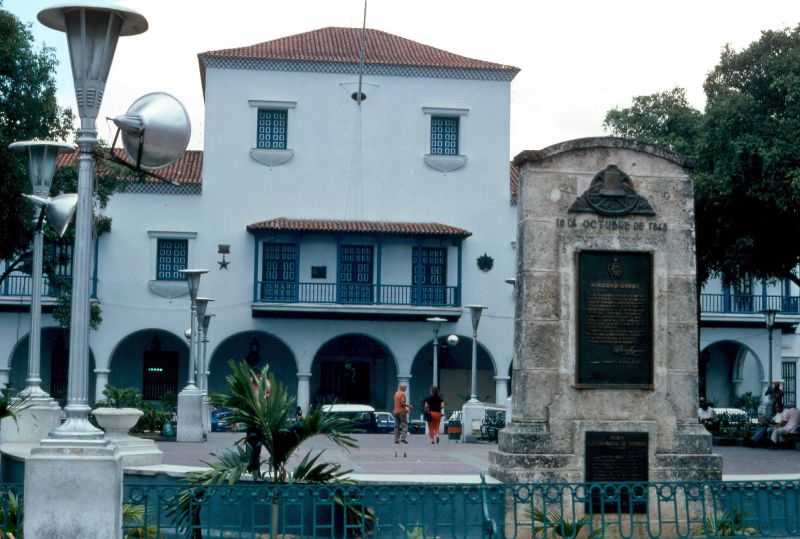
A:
[108,329,189,401]
[700,339,764,408]
[311,333,398,410]
[209,331,297,397]
[409,334,497,411]
[8,327,97,403]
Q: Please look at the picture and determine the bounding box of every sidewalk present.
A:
[153,433,800,481]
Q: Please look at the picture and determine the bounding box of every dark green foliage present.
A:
[0,5,74,267]
[604,26,800,286]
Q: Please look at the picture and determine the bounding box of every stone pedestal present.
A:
[94,407,163,466]
[461,401,486,443]
[0,399,61,444]
[25,441,123,538]
[489,138,721,483]
[177,387,205,442]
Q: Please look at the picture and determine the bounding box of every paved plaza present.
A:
[153,433,800,481]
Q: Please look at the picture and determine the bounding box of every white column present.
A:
[0,368,9,390]
[494,376,509,405]
[297,372,311,415]
[94,369,110,404]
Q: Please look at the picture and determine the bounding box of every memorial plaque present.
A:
[577,251,652,387]
[586,431,648,513]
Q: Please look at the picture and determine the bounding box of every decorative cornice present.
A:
[204,57,517,82]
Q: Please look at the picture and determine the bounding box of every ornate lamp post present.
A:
[177,270,208,442]
[426,317,447,388]
[761,308,779,394]
[8,142,76,403]
[201,313,214,433]
[37,3,147,442]
[26,5,147,537]
[465,305,487,403]
[194,297,213,393]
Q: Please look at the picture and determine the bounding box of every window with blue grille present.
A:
[262,242,298,302]
[156,239,188,281]
[338,245,374,304]
[256,109,288,149]
[430,116,459,155]
[413,247,448,305]
[784,361,797,407]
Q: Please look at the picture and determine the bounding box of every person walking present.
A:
[393,382,411,444]
[424,385,445,445]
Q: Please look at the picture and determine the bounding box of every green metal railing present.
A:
[122,478,800,538]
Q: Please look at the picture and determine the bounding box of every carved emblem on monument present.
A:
[569,164,655,216]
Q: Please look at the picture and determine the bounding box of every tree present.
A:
[0,4,74,269]
[604,26,800,287]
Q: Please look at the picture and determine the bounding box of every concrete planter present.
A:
[92,407,163,467]
[93,407,143,435]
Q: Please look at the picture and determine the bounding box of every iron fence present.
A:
[122,478,800,538]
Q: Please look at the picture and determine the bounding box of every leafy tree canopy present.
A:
[604,26,800,286]
[0,4,74,262]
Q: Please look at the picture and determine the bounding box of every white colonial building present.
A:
[0,28,520,414]
[2,27,794,418]
[700,275,800,408]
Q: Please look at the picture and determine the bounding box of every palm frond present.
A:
[290,450,351,484]
[186,446,251,486]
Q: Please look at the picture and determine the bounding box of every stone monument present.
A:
[489,137,721,483]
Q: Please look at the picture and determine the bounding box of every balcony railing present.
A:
[700,293,800,314]
[255,281,460,307]
[0,274,96,299]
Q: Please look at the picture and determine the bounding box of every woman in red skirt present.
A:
[424,386,444,444]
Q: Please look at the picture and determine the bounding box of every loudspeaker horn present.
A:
[24,193,79,238]
[112,92,191,170]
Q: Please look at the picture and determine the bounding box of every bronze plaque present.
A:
[585,431,648,513]
[577,251,652,387]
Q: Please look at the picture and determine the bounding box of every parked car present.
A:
[375,411,395,433]
[408,419,426,434]
[322,404,379,433]
[211,408,241,432]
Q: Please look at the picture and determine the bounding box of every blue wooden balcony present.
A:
[256,281,459,306]
[700,293,800,314]
[0,274,97,302]
[252,281,462,320]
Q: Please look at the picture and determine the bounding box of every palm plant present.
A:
[170,360,359,537]
[530,509,602,538]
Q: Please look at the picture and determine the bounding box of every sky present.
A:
[5,0,800,156]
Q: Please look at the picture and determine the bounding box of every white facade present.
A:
[0,29,518,414]
[700,274,800,408]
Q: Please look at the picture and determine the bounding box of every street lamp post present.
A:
[4,142,77,444]
[177,270,208,442]
[9,142,76,402]
[426,317,447,388]
[201,313,213,433]
[27,5,148,537]
[38,3,147,442]
[761,308,779,395]
[465,305,487,403]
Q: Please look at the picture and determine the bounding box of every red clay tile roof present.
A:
[56,149,203,185]
[200,27,519,73]
[510,162,519,201]
[247,217,471,238]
